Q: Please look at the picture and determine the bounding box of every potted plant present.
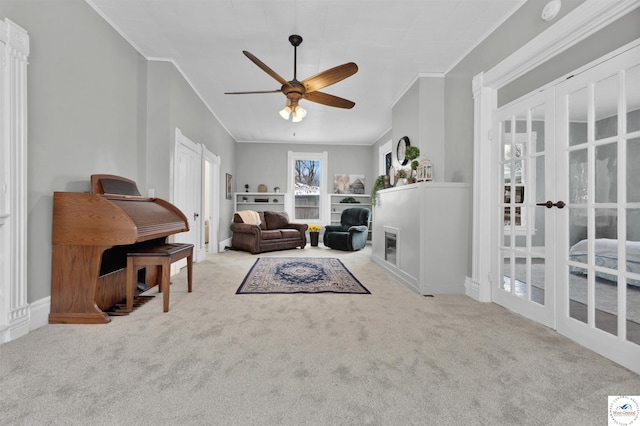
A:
[244,184,249,192]
[395,168,408,186]
[370,175,386,206]
[308,224,322,247]
[405,146,421,183]
[274,186,280,193]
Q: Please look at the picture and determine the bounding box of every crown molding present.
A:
[484,0,640,90]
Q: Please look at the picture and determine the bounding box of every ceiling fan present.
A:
[225,34,358,122]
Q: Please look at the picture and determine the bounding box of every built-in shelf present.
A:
[234,192,286,213]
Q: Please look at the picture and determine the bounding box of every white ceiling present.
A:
[87,0,525,145]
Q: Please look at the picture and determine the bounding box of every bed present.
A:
[569,238,640,286]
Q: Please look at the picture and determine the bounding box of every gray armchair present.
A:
[323,207,371,251]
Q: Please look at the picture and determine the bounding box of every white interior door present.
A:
[555,44,640,373]
[493,88,557,329]
[173,129,202,265]
[203,146,220,254]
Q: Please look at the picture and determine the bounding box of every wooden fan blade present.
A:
[304,91,355,109]
[243,51,291,87]
[225,89,282,95]
[302,62,358,93]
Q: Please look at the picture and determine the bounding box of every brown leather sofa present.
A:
[230,210,308,254]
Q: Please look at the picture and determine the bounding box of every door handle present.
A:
[194,212,200,220]
[536,200,566,209]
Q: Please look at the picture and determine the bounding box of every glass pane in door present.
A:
[569,149,588,204]
[569,266,589,324]
[502,253,512,292]
[627,208,640,345]
[568,87,588,146]
[531,257,545,305]
[594,74,619,140]
[627,65,640,133]
[595,143,617,203]
[594,209,618,336]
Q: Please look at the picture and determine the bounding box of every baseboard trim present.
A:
[29,296,50,331]
[219,238,231,252]
[465,277,482,301]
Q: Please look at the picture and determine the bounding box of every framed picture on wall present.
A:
[225,173,232,199]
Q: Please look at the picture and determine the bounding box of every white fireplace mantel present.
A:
[371,182,470,295]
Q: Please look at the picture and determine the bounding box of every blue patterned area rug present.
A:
[236,257,371,294]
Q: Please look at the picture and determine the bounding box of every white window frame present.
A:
[287,151,328,224]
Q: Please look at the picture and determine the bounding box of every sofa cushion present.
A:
[280,229,300,239]
[261,230,282,240]
[264,211,290,230]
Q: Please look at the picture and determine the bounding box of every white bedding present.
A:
[569,238,640,286]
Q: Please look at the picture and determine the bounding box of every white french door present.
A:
[493,44,640,374]
[494,88,557,329]
[555,45,640,372]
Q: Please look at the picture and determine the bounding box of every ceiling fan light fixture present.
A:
[292,105,307,122]
[279,105,292,120]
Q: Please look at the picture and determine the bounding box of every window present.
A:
[287,151,328,223]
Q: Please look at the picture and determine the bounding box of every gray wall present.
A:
[392,80,420,167]
[235,142,373,218]
[390,77,446,181]
[419,77,445,181]
[1,0,237,303]
[147,61,237,234]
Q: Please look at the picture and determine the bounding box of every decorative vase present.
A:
[310,232,319,247]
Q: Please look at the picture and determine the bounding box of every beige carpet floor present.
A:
[1,244,639,425]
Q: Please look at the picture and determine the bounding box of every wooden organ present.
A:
[49,175,189,324]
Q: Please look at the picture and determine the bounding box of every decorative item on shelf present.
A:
[257,184,267,193]
[242,196,248,202]
[308,224,322,247]
[371,175,386,206]
[274,186,280,193]
[417,159,434,182]
[244,184,249,193]
[339,197,360,203]
[254,198,269,202]
[395,169,408,186]
[272,198,278,203]
[404,146,421,183]
[388,165,396,187]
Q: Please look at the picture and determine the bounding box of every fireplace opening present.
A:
[385,230,397,266]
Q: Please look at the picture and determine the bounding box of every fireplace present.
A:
[384,226,399,267]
